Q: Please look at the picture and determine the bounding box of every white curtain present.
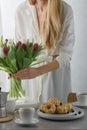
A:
[0,0,23,92]
[0,0,7,91]
[0,1,2,35]
[0,0,87,94]
[0,0,29,94]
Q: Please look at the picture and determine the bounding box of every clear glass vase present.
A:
[9,77,25,98]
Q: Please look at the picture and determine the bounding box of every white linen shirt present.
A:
[15,0,75,103]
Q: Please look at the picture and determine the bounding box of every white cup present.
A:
[77,93,87,106]
[15,107,35,123]
[6,98,16,114]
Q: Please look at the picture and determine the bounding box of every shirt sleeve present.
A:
[56,7,75,68]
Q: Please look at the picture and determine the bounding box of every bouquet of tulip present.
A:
[0,36,44,98]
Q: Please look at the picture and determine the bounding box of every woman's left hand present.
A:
[14,67,38,80]
[14,60,59,80]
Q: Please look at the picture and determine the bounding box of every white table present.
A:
[0,107,87,130]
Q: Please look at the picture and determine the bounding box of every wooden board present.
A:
[0,114,13,123]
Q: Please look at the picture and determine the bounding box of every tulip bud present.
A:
[3,47,9,56]
[22,43,27,51]
[33,43,38,51]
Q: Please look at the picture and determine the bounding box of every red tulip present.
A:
[22,43,27,51]
[3,47,9,55]
[16,41,22,47]
[33,43,38,51]
[5,39,8,43]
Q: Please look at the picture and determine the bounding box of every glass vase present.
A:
[9,76,25,98]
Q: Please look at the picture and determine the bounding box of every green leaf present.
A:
[2,57,16,73]
[15,46,27,69]
[11,59,18,72]
[4,56,12,67]
[0,36,3,47]
[22,58,33,68]
[8,47,15,59]
[16,46,26,61]
[26,46,33,58]
[17,60,23,70]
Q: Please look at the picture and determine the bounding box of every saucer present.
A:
[73,102,87,108]
[15,118,39,126]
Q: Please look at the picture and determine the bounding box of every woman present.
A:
[14,0,75,103]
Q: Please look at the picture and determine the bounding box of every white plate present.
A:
[15,118,39,126]
[73,102,87,108]
[37,106,84,120]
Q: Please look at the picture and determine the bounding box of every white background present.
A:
[65,0,87,93]
[0,0,87,93]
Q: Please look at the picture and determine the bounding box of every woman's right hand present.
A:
[14,67,38,80]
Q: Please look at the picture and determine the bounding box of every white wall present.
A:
[0,0,2,35]
[64,0,87,93]
[0,0,23,38]
[0,0,87,93]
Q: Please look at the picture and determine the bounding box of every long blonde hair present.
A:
[29,0,62,49]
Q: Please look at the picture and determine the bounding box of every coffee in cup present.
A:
[14,107,35,123]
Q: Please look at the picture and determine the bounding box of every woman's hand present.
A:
[14,60,59,80]
[14,67,38,80]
